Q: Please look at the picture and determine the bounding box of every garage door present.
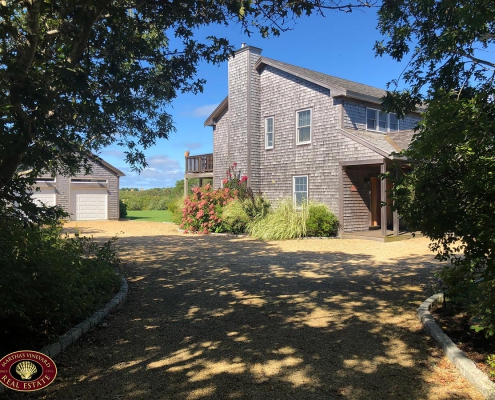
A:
[32,190,56,207]
[70,190,107,220]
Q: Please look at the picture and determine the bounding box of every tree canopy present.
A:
[0,0,373,217]
[376,0,495,336]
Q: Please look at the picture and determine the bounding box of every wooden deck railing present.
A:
[185,153,213,174]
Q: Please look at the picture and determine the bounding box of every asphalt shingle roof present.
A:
[256,57,388,102]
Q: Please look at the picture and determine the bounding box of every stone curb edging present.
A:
[417,293,495,400]
[0,277,128,395]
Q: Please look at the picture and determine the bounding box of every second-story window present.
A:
[265,117,274,149]
[367,108,399,132]
[296,109,311,144]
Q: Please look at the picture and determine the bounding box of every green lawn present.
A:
[126,210,174,223]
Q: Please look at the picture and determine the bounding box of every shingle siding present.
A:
[340,98,420,131]
[343,166,380,232]
[213,108,230,187]
[258,66,380,216]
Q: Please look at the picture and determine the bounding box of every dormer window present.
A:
[366,108,399,132]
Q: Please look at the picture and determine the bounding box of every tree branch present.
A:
[459,51,495,69]
[286,0,376,11]
[67,1,110,66]
[18,0,42,74]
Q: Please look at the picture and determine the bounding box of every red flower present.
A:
[241,175,248,181]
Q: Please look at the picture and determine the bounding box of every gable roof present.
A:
[92,155,126,177]
[205,54,393,126]
[23,154,126,178]
[255,57,387,103]
[204,96,228,127]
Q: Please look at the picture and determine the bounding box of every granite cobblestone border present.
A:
[417,293,495,400]
[0,277,128,395]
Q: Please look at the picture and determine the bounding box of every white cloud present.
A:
[147,154,181,168]
[100,149,126,158]
[119,154,184,189]
[174,142,203,151]
[191,103,218,118]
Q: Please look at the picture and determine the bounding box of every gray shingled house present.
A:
[186,45,421,240]
[33,156,125,221]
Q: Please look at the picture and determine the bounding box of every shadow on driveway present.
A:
[6,231,478,399]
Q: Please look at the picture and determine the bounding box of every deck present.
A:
[184,153,214,195]
[185,153,213,178]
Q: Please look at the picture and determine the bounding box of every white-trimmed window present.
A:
[296,109,311,144]
[293,175,308,207]
[366,108,399,132]
[265,117,274,149]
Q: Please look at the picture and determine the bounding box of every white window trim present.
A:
[296,108,312,145]
[265,116,274,149]
[71,178,108,184]
[293,175,309,208]
[35,177,56,183]
[366,108,400,133]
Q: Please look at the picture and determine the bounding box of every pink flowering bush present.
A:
[179,183,238,234]
[180,163,270,235]
[223,162,249,200]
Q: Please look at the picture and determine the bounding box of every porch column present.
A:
[380,162,387,237]
[393,166,400,236]
[184,150,190,197]
[393,210,399,236]
[338,165,344,235]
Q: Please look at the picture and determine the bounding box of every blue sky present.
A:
[101,7,411,190]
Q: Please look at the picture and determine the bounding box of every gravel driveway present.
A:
[7,221,482,400]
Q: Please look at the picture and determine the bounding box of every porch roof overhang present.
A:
[339,128,413,161]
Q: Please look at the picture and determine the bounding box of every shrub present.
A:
[169,196,185,224]
[249,199,339,240]
[119,199,127,217]
[249,199,308,240]
[180,183,238,234]
[222,162,249,200]
[243,194,271,220]
[126,197,144,211]
[488,354,495,378]
[306,203,339,237]
[155,198,169,210]
[0,217,122,354]
[221,199,250,234]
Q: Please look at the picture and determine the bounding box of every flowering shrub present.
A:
[179,183,238,234]
[223,162,249,200]
[180,163,270,235]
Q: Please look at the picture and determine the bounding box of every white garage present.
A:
[70,189,108,221]
[32,156,125,220]
[32,188,56,207]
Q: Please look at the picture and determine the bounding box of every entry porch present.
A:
[339,159,412,242]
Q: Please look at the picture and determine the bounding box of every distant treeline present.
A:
[120,178,211,211]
